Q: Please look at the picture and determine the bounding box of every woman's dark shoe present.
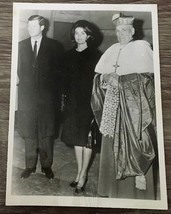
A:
[70,171,81,188]
[75,186,85,194]
[75,177,88,194]
[70,181,78,188]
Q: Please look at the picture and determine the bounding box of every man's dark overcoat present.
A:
[17,36,62,139]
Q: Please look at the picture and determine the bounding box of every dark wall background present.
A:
[18,10,153,53]
[0,0,171,213]
[52,11,152,52]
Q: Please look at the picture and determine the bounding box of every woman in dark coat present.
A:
[61,20,101,193]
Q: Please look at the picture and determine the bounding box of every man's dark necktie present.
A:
[33,41,37,59]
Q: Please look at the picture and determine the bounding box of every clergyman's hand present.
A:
[100,73,119,87]
[108,73,119,87]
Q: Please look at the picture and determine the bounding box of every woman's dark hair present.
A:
[70,20,96,46]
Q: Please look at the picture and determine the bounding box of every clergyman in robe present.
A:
[91,13,158,199]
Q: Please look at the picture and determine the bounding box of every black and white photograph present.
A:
[6,3,167,210]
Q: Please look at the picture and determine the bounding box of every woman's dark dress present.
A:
[61,47,101,146]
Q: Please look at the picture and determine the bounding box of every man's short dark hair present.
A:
[28,15,46,28]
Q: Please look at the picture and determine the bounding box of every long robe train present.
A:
[91,73,159,199]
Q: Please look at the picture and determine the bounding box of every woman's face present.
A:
[116,25,134,45]
[74,27,89,45]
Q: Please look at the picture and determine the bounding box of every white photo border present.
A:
[6,3,168,210]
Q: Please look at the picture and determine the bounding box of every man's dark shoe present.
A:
[21,168,36,178]
[41,167,54,179]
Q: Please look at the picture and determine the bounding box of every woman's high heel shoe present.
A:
[70,172,81,188]
[70,181,78,188]
[75,177,88,194]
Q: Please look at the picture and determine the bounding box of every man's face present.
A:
[116,25,134,45]
[28,19,44,39]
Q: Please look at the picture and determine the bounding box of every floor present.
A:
[11,129,160,200]
[11,130,101,197]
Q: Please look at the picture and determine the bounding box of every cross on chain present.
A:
[113,47,123,73]
[113,61,120,73]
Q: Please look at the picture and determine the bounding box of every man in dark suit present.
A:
[17,15,63,179]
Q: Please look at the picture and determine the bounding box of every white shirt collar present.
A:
[31,36,42,44]
[31,36,42,53]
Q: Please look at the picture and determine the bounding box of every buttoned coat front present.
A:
[17,36,62,139]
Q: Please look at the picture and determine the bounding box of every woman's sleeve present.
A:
[94,49,109,74]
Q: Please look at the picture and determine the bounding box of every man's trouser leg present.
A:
[38,132,54,168]
[25,136,38,169]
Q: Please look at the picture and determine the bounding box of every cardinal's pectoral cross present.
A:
[113,46,123,73]
[113,61,120,73]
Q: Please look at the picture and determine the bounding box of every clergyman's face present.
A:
[74,27,89,45]
[116,25,134,45]
[28,19,44,39]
